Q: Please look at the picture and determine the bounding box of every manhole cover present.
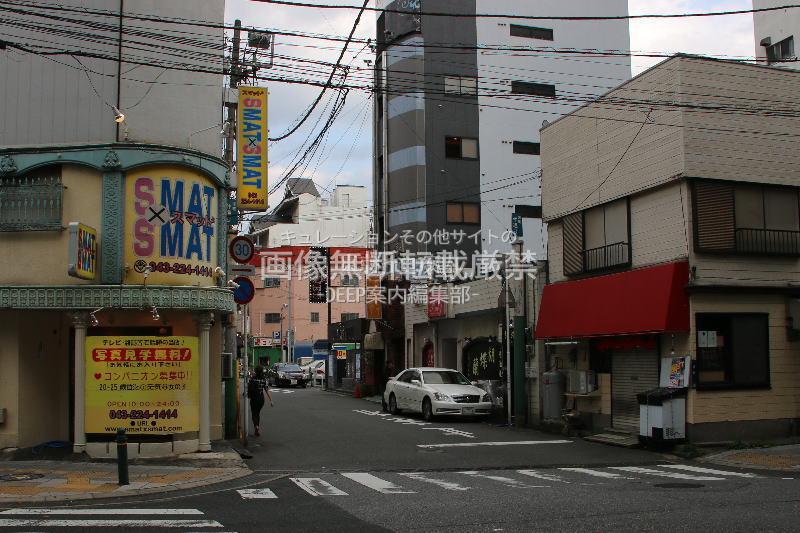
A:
[654,482,704,489]
[0,473,44,482]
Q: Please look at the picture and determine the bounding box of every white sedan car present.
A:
[383,368,493,421]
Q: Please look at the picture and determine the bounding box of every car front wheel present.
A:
[388,393,400,415]
[422,397,434,422]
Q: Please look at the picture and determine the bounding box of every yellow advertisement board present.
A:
[124,165,218,286]
[68,222,98,280]
[85,336,200,435]
[237,86,268,210]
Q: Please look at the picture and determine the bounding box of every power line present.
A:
[267,0,369,142]
[253,0,800,21]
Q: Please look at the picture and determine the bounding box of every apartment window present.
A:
[510,24,554,41]
[264,313,282,324]
[341,313,359,322]
[511,81,556,98]
[767,36,795,64]
[445,136,479,159]
[513,141,541,155]
[0,166,63,231]
[562,198,630,276]
[310,312,320,323]
[443,75,477,96]
[695,313,770,389]
[693,180,800,255]
[446,202,480,225]
[263,277,281,288]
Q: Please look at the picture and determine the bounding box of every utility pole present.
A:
[287,270,293,363]
[503,254,512,426]
[224,19,243,167]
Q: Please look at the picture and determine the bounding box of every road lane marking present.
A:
[341,473,416,494]
[517,470,571,483]
[290,478,348,496]
[237,488,278,499]
[418,440,571,448]
[422,427,476,438]
[610,466,725,481]
[0,519,223,528]
[0,508,204,515]
[398,472,471,491]
[657,464,760,478]
[558,468,634,480]
[459,471,547,489]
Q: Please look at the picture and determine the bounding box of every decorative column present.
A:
[101,150,124,284]
[196,312,214,451]
[71,312,89,453]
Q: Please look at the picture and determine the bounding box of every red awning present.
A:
[535,261,690,339]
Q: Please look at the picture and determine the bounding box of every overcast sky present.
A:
[225,0,756,204]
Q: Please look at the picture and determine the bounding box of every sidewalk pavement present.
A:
[701,444,800,472]
[0,458,251,504]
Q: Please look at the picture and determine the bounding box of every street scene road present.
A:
[2,388,798,532]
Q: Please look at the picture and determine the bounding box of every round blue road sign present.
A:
[233,276,255,305]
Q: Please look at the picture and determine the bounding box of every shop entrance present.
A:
[611,351,659,432]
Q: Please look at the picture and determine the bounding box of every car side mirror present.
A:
[411,379,421,386]
[471,381,478,386]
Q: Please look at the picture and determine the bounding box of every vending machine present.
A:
[637,355,691,442]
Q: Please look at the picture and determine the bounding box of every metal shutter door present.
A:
[612,351,659,432]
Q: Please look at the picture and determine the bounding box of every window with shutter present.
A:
[562,213,584,276]
[695,179,800,255]
[693,181,736,252]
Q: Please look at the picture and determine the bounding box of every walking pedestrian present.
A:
[247,365,273,437]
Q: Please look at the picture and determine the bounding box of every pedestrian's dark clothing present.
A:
[248,377,269,427]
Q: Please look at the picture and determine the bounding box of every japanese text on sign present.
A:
[85,336,199,435]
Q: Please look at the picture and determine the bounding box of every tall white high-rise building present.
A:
[373,0,631,260]
[753,1,798,70]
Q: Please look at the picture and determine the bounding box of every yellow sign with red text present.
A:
[85,336,199,435]
[237,86,269,210]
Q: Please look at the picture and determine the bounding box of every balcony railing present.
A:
[583,241,630,272]
[735,228,800,256]
[0,176,63,231]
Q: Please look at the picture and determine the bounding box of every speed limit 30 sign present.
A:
[229,235,255,264]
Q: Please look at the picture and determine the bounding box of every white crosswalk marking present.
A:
[459,471,547,488]
[398,472,471,491]
[0,508,204,515]
[657,464,760,478]
[290,477,348,496]
[0,519,224,528]
[0,508,224,529]
[558,467,634,479]
[341,473,416,494]
[237,488,278,499]
[610,466,725,481]
[517,469,571,483]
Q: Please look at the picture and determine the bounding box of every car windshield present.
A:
[281,365,302,371]
[422,371,471,385]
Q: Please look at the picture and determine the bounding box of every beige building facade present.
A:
[537,56,800,441]
[0,145,234,455]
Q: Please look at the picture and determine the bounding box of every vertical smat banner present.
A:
[237,86,269,210]
[85,336,200,434]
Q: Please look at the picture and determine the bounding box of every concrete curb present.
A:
[0,467,252,504]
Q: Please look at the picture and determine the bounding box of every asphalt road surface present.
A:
[2,387,798,532]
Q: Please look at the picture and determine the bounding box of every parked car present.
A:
[300,360,325,383]
[382,367,492,421]
[312,361,326,386]
[269,363,308,388]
